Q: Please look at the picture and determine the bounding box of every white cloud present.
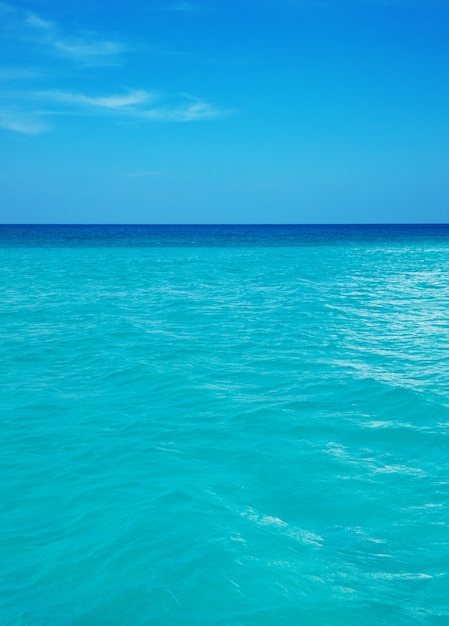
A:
[0,4,232,133]
[2,6,127,66]
[0,110,47,134]
[30,89,230,122]
[49,38,126,66]
[39,89,154,109]
[0,89,230,134]
[25,14,53,31]
[141,100,230,121]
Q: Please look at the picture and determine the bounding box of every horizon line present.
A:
[1,223,448,227]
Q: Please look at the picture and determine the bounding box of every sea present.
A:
[1,224,448,625]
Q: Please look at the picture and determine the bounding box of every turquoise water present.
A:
[1,225,448,625]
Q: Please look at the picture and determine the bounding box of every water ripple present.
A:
[1,227,448,624]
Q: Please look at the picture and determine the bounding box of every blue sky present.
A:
[1,0,448,223]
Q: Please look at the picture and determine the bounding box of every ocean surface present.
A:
[1,224,448,625]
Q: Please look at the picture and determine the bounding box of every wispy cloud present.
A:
[0,88,231,133]
[0,110,47,134]
[41,89,231,121]
[38,89,155,110]
[0,4,233,134]
[140,99,229,122]
[24,12,126,66]
[0,4,126,66]
[25,14,53,30]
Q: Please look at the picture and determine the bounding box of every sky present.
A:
[1,0,448,224]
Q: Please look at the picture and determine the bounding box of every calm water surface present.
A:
[1,225,448,625]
